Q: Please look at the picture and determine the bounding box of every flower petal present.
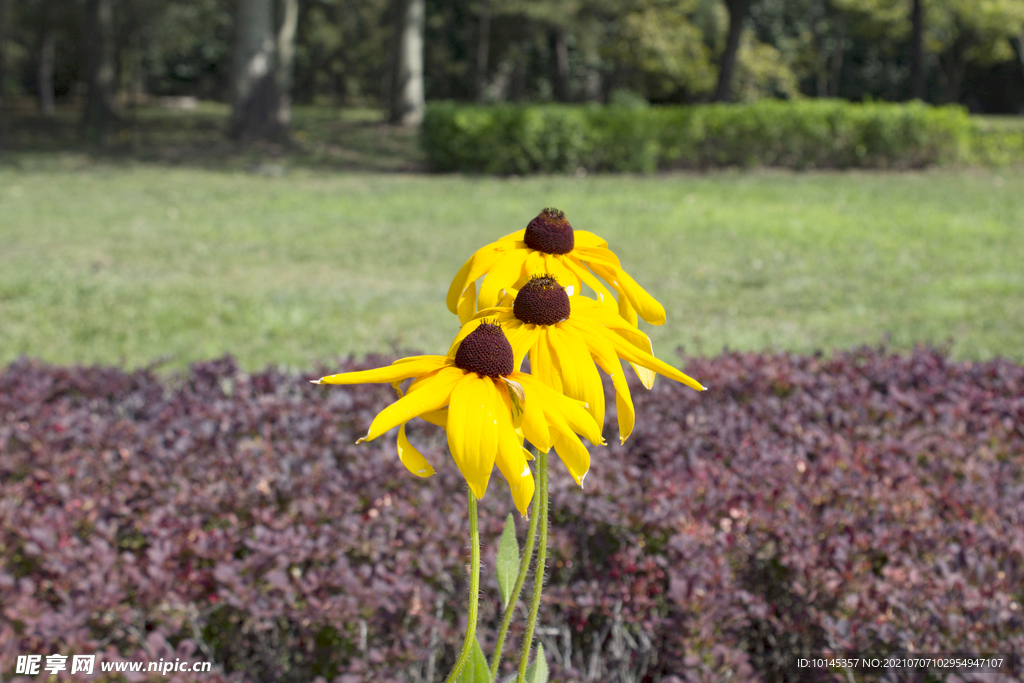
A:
[479,247,529,310]
[502,376,525,428]
[603,330,706,392]
[446,374,501,500]
[613,384,637,444]
[510,370,551,452]
[456,281,477,324]
[446,233,523,315]
[588,262,666,326]
[494,387,535,516]
[563,255,616,305]
[397,424,435,477]
[549,324,605,434]
[543,254,582,294]
[552,433,591,488]
[583,325,636,443]
[573,244,621,267]
[522,249,549,281]
[631,363,657,390]
[530,329,562,394]
[576,297,661,389]
[572,230,609,250]
[518,373,604,447]
[419,408,448,428]
[316,356,448,386]
[618,291,639,327]
[362,367,463,441]
[504,321,538,369]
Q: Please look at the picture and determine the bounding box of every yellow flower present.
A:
[452,275,705,444]
[313,322,604,516]
[447,207,666,327]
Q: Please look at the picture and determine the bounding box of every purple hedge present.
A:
[1,347,1022,683]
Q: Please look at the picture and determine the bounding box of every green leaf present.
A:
[496,513,520,608]
[455,638,492,683]
[524,643,549,683]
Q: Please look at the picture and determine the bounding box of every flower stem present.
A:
[489,472,541,681]
[516,450,549,682]
[443,487,481,683]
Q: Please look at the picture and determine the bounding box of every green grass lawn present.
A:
[2,157,1022,372]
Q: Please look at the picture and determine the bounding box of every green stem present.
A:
[489,472,541,681]
[517,451,549,682]
[443,488,481,683]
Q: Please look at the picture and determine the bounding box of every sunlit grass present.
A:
[1,160,1022,371]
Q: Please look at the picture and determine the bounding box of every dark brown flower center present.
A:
[524,208,574,255]
[454,322,514,377]
[513,276,570,326]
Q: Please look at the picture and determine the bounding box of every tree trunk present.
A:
[275,0,298,129]
[828,13,845,98]
[82,0,118,140]
[230,0,280,140]
[390,0,424,125]
[943,46,968,104]
[39,28,56,116]
[0,0,9,109]
[1015,32,1024,77]
[475,0,490,102]
[815,46,828,98]
[550,26,569,102]
[909,0,925,100]
[713,0,753,102]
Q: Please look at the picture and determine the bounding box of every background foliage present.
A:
[420,99,1001,173]
[3,0,1024,112]
[2,347,1021,682]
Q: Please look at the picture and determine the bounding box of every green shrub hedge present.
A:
[969,122,1024,166]
[421,100,986,173]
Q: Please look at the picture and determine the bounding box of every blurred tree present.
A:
[15,0,80,111]
[276,0,299,125]
[0,0,9,108]
[38,6,56,115]
[714,0,755,100]
[292,0,389,105]
[606,0,718,101]
[2,0,1023,123]
[230,0,298,139]
[831,0,1024,102]
[231,0,276,138]
[749,0,845,97]
[81,0,118,139]
[390,0,424,124]
[476,0,490,100]
[930,0,1024,103]
[144,0,232,99]
[910,0,925,98]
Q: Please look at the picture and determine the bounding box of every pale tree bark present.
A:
[390,0,424,125]
[82,0,118,140]
[909,0,926,100]
[475,0,490,102]
[39,27,56,116]
[230,0,279,140]
[713,0,753,102]
[275,0,298,128]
